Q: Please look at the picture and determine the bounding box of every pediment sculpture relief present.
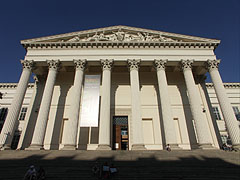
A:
[64,31,179,42]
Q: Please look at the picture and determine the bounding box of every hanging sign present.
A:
[80,75,101,127]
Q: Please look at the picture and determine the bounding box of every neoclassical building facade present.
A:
[0,26,239,150]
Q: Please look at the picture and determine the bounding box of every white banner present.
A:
[80,75,101,127]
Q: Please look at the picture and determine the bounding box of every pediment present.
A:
[21,25,220,44]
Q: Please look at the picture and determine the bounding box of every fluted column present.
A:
[128,59,146,150]
[181,60,212,148]
[154,60,179,149]
[62,60,86,150]
[28,60,60,150]
[97,59,113,150]
[206,59,240,149]
[0,60,33,150]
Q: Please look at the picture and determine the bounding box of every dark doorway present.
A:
[112,116,128,150]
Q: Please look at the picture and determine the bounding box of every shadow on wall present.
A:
[0,151,239,180]
[177,84,198,148]
[50,84,71,150]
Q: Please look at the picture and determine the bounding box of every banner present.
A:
[80,75,101,127]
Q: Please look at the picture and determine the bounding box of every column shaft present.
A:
[207,60,240,148]
[97,59,113,150]
[181,60,212,148]
[62,60,86,150]
[0,60,33,149]
[128,59,145,150]
[28,60,59,150]
[154,60,179,148]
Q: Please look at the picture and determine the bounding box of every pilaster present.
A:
[97,59,113,150]
[128,59,146,150]
[0,60,34,150]
[181,60,213,149]
[206,59,240,149]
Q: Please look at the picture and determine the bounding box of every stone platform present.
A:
[0,150,239,180]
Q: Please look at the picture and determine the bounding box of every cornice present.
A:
[0,83,35,89]
[22,41,219,50]
[206,83,240,88]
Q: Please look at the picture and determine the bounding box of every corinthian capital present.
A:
[128,59,141,71]
[74,59,86,70]
[21,60,34,70]
[101,59,113,70]
[181,59,194,71]
[47,60,60,70]
[154,59,167,70]
[206,59,220,71]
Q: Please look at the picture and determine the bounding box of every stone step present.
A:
[0,150,239,180]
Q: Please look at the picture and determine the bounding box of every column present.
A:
[28,60,60,150]
[128,59,146,150]
[62,59,86,150]
[154,59,179,149]
[97,59,113,150]
[206,59,240,149]
[0,60,34,150]
[181,60,212,148]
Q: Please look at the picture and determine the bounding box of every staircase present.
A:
[0,150,239,180]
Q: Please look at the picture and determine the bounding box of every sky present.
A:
[0,0,239,83]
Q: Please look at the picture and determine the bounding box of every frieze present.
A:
[21,60,34,70]
[101,59,113,70]
[181,60,194,70]
[74,59,86,70]
[154,59,167,70]
[65,31,178,42]
[128,59,141,71]
[206,59,220,71]
[47,60,60,70]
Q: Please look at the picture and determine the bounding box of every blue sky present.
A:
[0,0,239,82]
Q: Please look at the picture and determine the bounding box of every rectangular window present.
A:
[18,107,27,121]
[0,107,8,132]
[212,107,221,120]
[232,106,240,121]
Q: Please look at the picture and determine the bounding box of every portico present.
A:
[0,26,239,150]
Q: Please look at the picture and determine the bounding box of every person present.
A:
[23,165,37,180]
[102,162,110,179]
[222,143,228,151]
[36,166,45,180]
[109,163,117,178]
[166,144,171,152]
[92,161,100,178]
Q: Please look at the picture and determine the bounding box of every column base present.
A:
[168,144,181,150]
[198,143,214,149]
[232,144,240,151]
[61,145,77,150]
[96,144,111,150]
[0,144,12,150]
[131,144,146,150]
[26,144,44,150]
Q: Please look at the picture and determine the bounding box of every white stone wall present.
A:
[206,83,240,142]
[0,84,34,133]
[1,81,239,150]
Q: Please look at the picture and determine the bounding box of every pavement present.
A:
[0,149,239,180]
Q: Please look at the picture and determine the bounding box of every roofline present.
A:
[206,82,240,88]
[20,25,221,44]
[0,83,35,89]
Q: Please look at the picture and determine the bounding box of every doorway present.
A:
[112,116,128,150]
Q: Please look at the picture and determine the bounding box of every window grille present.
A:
[19,107,27,121]
[113,116,128,125]
[212,107,221,120]
[0,108,8,132]
[232,106,240,121]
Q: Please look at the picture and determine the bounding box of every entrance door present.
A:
[113,116,128,150]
